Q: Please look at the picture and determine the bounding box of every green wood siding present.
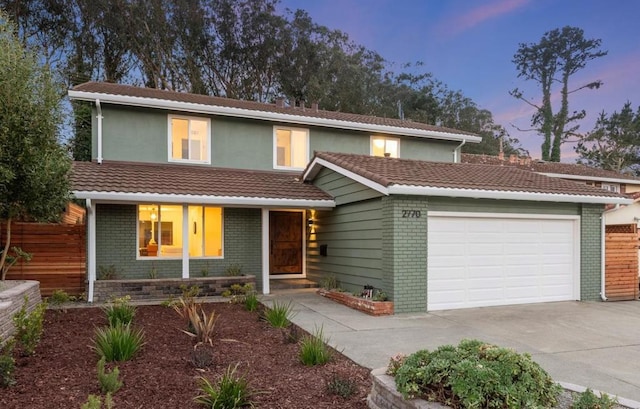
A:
[313,167,383,205]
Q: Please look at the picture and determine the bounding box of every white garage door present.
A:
[427,213,580,311]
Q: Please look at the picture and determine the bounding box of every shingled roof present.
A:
[69,82,480,142]
[462,153,640,183]
[71,161,334,207]
[304,152,631,204]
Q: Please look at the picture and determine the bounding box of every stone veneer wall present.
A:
[92,275,255,302]
[367,367,448,409]
[0,280,42,342]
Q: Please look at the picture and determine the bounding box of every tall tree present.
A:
[575,102,640,173]
[0,12,71,279]
[511,26,607,161]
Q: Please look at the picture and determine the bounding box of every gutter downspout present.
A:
[96,99,103,164]
[453,139,466,163]
[600,214,607,301]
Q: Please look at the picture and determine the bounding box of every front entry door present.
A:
[269,211,303,275]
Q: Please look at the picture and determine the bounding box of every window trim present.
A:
[273,125,310,170]
[370,135,400,158]
[167,114,212,164]
[601,182,620,193]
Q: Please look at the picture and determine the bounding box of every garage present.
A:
[427,212,580,311]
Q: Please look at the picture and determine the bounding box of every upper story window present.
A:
[274,126,309,170]
[601,183,620,193]
[371,136,399,158]
[169,115,210,163]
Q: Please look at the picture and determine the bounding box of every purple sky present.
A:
[277,0,640,162]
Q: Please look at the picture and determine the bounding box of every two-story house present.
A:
[69,82,630,313]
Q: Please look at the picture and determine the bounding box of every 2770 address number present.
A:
[401,210,421,218]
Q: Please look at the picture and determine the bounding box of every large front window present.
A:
[169,115,210,163]
[371,136,399,158]
[138,204,223,258]
[274,126,309,169]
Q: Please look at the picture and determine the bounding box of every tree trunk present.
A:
[0,217,12,280]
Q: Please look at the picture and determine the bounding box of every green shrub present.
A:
[262,300,295,328]
[299,325,332,366]
[394,339,561,408]
[103,296,136,327]
[244,292,259,312]
[0,337,16,388]
[194,364,254,408]
[81,393,113,409]
[93,324,145,362]
[49,289,72,306]
[224,263,243,276]
[98,265,120,280]
[326,373,356,398]
[97,356,123,394]
[320,275,337,290]
[12,297,47,356]
[572,388,618,409]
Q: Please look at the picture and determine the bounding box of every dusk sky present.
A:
[277,0,640,162]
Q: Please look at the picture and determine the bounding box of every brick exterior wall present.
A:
[95,205,262,288]
[0,281,41,342]
[382,196,429,313]
[580,204,605,301]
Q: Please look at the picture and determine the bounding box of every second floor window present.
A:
[371,136,399,158]
[601,183,620,193]
[274,126,309,170]
[169,115,210,163]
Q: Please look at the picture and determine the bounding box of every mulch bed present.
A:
[1,302,372,408]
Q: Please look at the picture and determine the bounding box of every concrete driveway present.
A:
[265,289,640,403]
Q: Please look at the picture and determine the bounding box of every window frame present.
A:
[601,182,620,193]
[370,135,400,158]
[273,125,310,170]
[167,114,212,164]
[188,205,225,259]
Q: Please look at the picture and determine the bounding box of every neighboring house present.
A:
[68,82,630,312]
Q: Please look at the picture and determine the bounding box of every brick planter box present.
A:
[92,275,255,303]
[317,289,394,316]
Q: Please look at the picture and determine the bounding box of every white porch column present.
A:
[261,208,270,294]
[86,199,96,302]
[182,205,189,278]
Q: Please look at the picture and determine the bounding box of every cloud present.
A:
[435,0,530,38]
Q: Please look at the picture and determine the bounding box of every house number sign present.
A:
[401,210,422,218]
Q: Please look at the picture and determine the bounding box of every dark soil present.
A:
[1,302,372,408]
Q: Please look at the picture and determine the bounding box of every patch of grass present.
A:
[81,393,113,409]
[103,296,136,327]
[326,373,356,398]
[244,292,259,312]
[93,324,145,362]
[12,297,47,356]
[224,263,243,276]
[97,356,122,394]
[572,388,618,409]
[262,300,295,328]
[194,364,255,408]
[48,289,72,306]
[299,325,332,366]
[320,275,337,290]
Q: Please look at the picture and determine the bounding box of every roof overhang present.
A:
[68,90,482,144]
[540,172,640,186]
[303,157,633,205]
[73,190,336,209]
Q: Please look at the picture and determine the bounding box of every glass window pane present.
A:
[385,139,399,158]
[188,206,203,257]
[159,205,182,257]
[138,204,159,257]
[372,137,386,157]
[204,207,223,257]
[291,130,308,168]
[371,137,398,158]
[276,129,291,167]
[190,120,208,161]
[171,118,188,160]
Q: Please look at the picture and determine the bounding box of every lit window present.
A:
[274,127,309,169]
[138,204,183,257]
[169,115,210,163]
[371,136,399,158]
[601,183,620,193]
[188,206,223,257]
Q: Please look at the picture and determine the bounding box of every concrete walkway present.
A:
[264,289,640,404]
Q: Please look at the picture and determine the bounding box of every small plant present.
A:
[81,393,114,409]
[262,300,295,328]
[103,295,136,327]
[48,289,71,306]
[572,388,618,409]
[190,344,214,369]
[224,263,243,276]
[97,356,123,394]
[386,353,407,376]
[373,290,388,301]
[98,265,120,280]
[200,261,210,277]
[326,373,356,398]
[0,337,16,388]
[299,325,332,366]
[12,297,47,356]
[281,325,301,344]
[93,323,145,362]
[180,284,202,300]
[148,262,158,279]
[194,364,254,409]
[184,305,217,346]
[244,292,259,312]
[320,275,337,290]
[160,297,176,308]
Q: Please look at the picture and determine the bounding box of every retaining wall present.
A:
[0,280,42,342]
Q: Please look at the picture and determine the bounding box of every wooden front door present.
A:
[269,211,303,275]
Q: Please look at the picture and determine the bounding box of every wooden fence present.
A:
[605,224,639,301]
[3,222,86,297]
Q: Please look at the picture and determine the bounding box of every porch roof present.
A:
[71,161,335,208]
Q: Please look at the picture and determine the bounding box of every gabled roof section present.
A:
[462,153,640,185]
[69,82,481,143]
[71,161,334,208]
[303,152,632,205]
